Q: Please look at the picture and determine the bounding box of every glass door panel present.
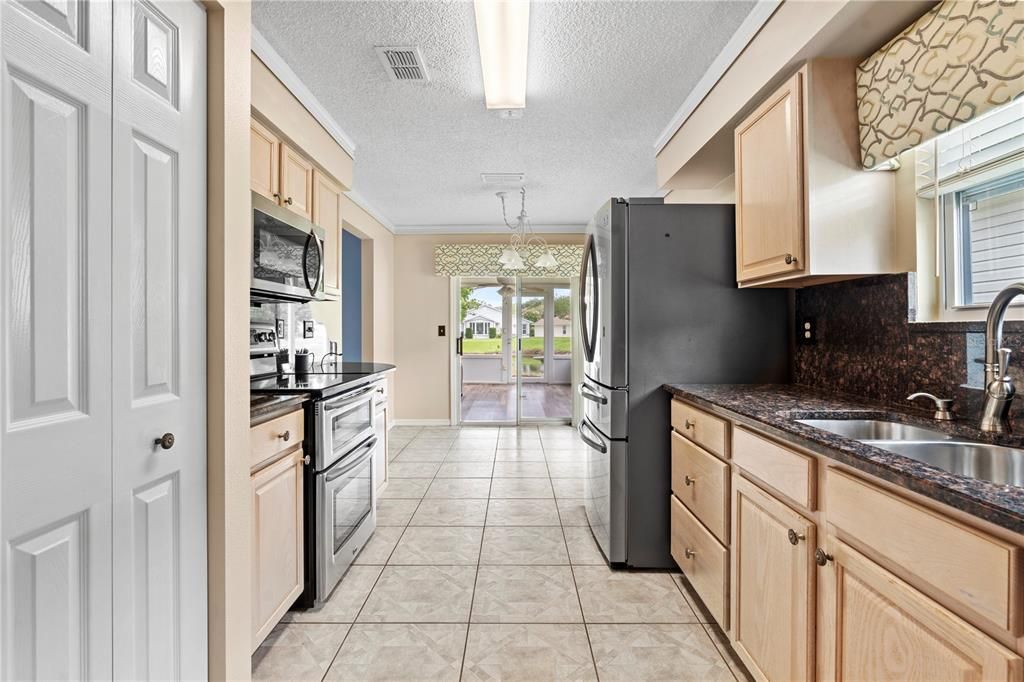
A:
[459,278,516,424]
[518,279,572,423]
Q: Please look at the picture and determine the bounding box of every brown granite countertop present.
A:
[663,383,1024,535]
[250,393,309,427]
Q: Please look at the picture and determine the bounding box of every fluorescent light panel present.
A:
[474,0,530,109]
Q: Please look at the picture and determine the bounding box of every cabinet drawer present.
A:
[827,469,1022,636]
[733,426,815,509]
[671,431,729,543]
[671,495,729,629]
[251,409,304,469]
[671,399,730,458]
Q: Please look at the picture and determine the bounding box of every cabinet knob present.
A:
[815,548,834,566]
[272,192,280,200]
[787,528,805,545]
[278,430,291,442]
[303,454,311,466]
[684,419,695,430]
[684,548,697,559]
[784,253,796,265]
[684,475,695,487]
[284,196,294,205]
[154,433,175,450]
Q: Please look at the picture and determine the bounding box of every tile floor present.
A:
[253,425,749,682]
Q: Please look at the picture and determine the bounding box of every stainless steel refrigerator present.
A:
[577,198,789,568]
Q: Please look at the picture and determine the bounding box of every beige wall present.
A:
[204,1,251,679]
[393,233,584,423]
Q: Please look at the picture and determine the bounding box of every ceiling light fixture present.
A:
[474,0,530,109]
[496,187,558,270]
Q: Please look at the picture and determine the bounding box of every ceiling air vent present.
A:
[375,46,429,82]
[481,172,525,185]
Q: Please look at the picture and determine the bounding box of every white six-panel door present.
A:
[111,1,206,679]
[1,0,207,679]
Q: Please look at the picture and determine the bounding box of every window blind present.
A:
[960,178,1024,305]
[917,100,1024,197]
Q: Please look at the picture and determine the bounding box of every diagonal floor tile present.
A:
[495,448,547,462]
[573,567,698,623]
[492,461,550,478]
[410,498,489,526]
[563,526,607,565]
[252,622,350,682]
[393,448,450,463]
[490,477,554,499]
[556,498,590,526]
[389,526,483,565]
[284,565,384,624]
[359,565,476,623]
[480,526,570,565]
[486,498,561,526]
[471,565,583,623]
[354,525,404,565]
[462,624,597,681]
[426,477,492,499]
[551,478,587,499]
[378,477,430,499]
[586,624,735,681]
[388,461,441,478]
[325,623,467,681]
[375,498,420,526]
[444,449,497,463]
[436,461,495,478]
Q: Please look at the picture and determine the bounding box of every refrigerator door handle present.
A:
[578,380,608,405]
[577,419,608,454]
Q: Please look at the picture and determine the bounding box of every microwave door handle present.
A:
[577,420,607,454]
[324,436,378,482]
[303,233,325,298]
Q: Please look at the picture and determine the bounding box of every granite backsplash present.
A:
[793,273,1024,430]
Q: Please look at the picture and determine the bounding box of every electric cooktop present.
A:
[250,363,395,399]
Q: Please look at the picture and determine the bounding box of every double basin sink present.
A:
[796,419,1024,487]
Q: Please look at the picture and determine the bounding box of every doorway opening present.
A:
[454,277,576,424]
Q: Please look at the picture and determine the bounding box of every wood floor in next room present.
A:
[461,384,573,422]
[252,425,749,682]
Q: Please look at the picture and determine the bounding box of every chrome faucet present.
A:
[981,282,1024,433]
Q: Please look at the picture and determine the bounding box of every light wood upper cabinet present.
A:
[735,70,805,283]
[313,169,342,298]
[733,59,910,288]
[251,118,281,203]
[822,537,1023,682]
[732,474,815,682]
[280,142,314,220]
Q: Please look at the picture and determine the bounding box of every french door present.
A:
[1,0,208,678]
[456,277,574,425]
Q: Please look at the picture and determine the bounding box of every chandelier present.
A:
[495,187,559,270]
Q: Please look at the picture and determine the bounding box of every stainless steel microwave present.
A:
[251,191,326,302]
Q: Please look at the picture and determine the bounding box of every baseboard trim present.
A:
[392,419,453,426]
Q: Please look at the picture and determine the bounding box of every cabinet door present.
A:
[251,118,280,202]
[822,537,1022,681]
[735,70,806,284]
[251,450,304,651]
[313,169,342,297]
[732,475,815,682]
[280,143,313,220]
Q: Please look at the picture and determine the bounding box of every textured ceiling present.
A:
[252,0,757,232]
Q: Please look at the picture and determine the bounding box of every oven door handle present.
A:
[577,419,607,454]
[323,385,377,412]
[324,436,378,483]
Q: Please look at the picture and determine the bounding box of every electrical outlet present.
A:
[303,320,314,339]
[438,325,446,337]
[798,317,816,344]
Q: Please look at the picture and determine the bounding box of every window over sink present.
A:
[914,100,1024,316]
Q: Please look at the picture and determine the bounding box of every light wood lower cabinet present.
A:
[822,537,1023,681]
[251,448,304,651]
[732,474,815,682]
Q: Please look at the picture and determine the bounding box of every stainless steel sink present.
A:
[796,419,950,442]
[869,441,1024,487]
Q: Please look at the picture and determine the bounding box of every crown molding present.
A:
[251,26,358,156]
[394,223,587,235]
[653,0,782,154]
[346,189,397,234]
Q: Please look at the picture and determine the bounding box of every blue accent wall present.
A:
[342,229,362,361]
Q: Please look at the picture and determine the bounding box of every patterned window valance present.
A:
[857,0,1024,169]
[434,243,584,277]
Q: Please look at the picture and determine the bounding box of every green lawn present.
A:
[463,337,571,355]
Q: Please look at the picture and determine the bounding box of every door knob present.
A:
[154,433,175,450]
[787,528,805,545]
